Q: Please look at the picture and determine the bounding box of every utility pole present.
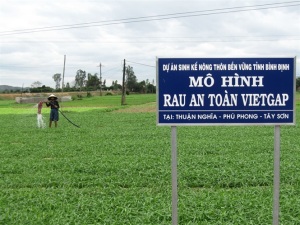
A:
[121,59,126,105]
[61,55,66,109]
[62,55,66,93]
[98,62,102,96]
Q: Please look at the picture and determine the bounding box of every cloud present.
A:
[0,0,299,88]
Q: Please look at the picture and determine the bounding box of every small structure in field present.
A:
[15,96,72,104]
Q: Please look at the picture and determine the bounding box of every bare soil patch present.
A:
[114,102,156,113]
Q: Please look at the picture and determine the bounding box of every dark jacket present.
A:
[46,101,60,109]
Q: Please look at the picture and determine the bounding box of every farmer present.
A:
[45,94,60,128]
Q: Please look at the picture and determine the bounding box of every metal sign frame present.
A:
[156,57,296,225]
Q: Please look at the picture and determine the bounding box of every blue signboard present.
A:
[157,58,296,125]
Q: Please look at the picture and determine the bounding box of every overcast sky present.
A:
[0,0,299,88]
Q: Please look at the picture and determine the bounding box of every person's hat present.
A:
[48,94,58,100]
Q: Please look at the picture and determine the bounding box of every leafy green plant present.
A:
[0,94,299,224]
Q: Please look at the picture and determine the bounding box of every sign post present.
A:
[273,125,281,225]
[171,126,178,225]
[157,57,296,225]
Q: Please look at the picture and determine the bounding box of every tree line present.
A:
[2,71,300,94]
[29,65,156,94]
[33,73,300,93]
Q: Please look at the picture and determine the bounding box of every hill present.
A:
[0,85,28,91]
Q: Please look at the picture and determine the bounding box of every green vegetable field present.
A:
[0,93,300,224]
